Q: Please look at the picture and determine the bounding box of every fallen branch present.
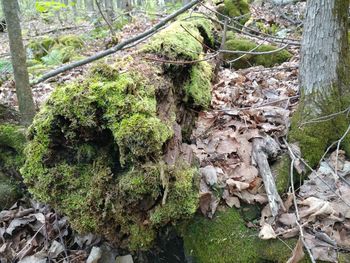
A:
[252,135,285,217]
[220,43,289,55]
[30,0,202,85]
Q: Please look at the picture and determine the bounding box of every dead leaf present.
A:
[258,223,276,240]
[286,238,305,263]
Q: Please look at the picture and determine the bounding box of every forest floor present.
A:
[1,2,350,263]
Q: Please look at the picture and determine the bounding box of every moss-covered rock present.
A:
[28,36,56,60]
[224,37,292,68]
[57,34,84,49]
[181,208,304,263]
[217,0,250,25]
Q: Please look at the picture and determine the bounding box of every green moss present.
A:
[150,164,199,226]
[28,36,56,60]
[183,61,212,108]
[289,90,350,168]
[182,208,303,263]
[224,38,292,68]
[0,172,22,210]
[22,62,199,251]
[143,15,214,61]
[217,0,250,25]
[58,35,84,49]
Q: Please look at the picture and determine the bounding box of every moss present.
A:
[143,15,214,61]
[0,173,22,210]
[22,62,199,251]
[289,90,350,168]
[182,208,304,263]
[57,35,84,49]
[217,0,250,25]
[150,164,199,226]
[271,153,291,194]
[224,38,292,68]
[28,36,56,60]
[183,61,212,108]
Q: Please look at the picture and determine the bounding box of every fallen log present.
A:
[22,13,215,251]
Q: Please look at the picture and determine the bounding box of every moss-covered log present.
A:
[223,37,292,68]
[21,15,215,251]
[216,0,250,25]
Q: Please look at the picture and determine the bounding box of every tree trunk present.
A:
[1,0,36,126]
[290,0,350,167]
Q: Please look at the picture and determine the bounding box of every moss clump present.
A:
[115,114,172,166]
[57,35,84,49]
[143,15,214,61]
[217,0,250,25]
[289,90,350,168]
[224,38,292,68]
[28,36,56,60]
[28,35,84,67]
[183,61,212,108]
[0,124,26,209]
[22,62,199,251]
[181,208,301,263]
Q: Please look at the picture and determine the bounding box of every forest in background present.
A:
[1,0,350,263]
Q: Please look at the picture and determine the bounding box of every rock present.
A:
[116,255,133,263]
[200,165,218,186]
[86,246,102,263]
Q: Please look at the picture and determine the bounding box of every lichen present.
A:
[224,37,292,68]
[181,208,305,263]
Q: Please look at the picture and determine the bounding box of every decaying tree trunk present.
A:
[22,13,215,252]
[290,0,350,167]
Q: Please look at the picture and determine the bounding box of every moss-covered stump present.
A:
[181,208,304,263]
[216,0,250,25]
[0,124,26,209]
[224,38,292,68]
[22,16,215,252]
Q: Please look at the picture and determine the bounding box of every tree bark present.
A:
[1,0,36,125]
[290,0,350,167]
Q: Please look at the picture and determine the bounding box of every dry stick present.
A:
[199,2,300,44]
[144,52,219,64]
[216,95,299,113]
[220,43,289,56]
[300,106,350,126]
[15,224,45,260]
[55,213,69,262]
[289,155,316,263]
[30,0,202,85]
[227,41,264,65]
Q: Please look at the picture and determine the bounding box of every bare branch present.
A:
[30,0,203,85]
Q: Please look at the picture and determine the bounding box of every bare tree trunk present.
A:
[1,0,35,125]
[290,0,350,167]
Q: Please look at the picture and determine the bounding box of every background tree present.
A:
[290,0,350,167]
[1,0,36,125]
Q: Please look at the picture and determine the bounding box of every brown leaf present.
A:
[286,238,305,263]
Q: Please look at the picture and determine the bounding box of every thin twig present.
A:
[220,43,289,56]
[227,42,264,64]
[289,156,316,263]
[283,138,350,208]
[144,52,219,64]
[335,123,350,178]
[300,106,350,126]
[55,213,69,263]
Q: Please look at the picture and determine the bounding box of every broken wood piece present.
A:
[252,135,285,217]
